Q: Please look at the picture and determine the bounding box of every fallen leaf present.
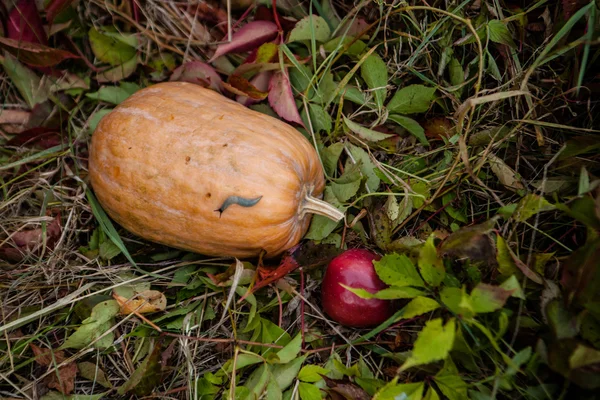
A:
[0,213,62,261]
[6,127,61,148]
[60,300,119,350]
[7,0,48,45]
[118,340,163,396]
[45,0,77,23]
[236,71,271,105]
[223,74,268,100]
[30,344,77,394]
[77,361,113,388]
[88,27,137,66]
[113,290,167,315]
[169,60,222,92]
[209,21,279,62]
[0,53,49,108]
[0,37,79,67]
[268,69,304,125]
[487,153,525,191]
[439,217,498,263]
[322,375,370,400]
[423,117,454,139]
[95,55,138,83]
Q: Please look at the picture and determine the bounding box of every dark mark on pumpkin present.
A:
[216,195,263,217]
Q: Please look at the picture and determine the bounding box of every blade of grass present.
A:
[576,4,595,95]
[86,189,137,268]
[0,144,69,171]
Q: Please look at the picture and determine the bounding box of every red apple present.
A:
[321,249,393,327]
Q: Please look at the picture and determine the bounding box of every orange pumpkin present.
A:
[88,82,343,258]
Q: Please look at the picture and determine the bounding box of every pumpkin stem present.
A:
[302,195,345,222]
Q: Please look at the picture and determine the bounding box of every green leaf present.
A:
[298,365,330,382]
[95,54,138,83]
[344,116,395,142]
[387,85,436,114]
[360,52,388,109]
[266,378,283,400]
[243,363,270,399]
[401,296,441,319]
[331,166,361,202]
[0,53,48,107]
[374,380,424,400]
[499,275,526,300]
[231,353,264,371]
[347,144,380,192]
[400,318,456,371]
[513,194,555,222]
[496,236,519,276]
[305,187,344,240]
[469,283,513,313]
[118,342,162,396]
[88,109,112,134]
[77,362,113,388]
[434,374,468,400]
[298,382,322,400]
[288,15,331,43]
[424,387,441,400]
[323,36,367,56]
[388,114,429,146]
[273,333,302,364]
[86,83,140,105]
[339,86,367,105]
[374,253,425,287]
[418,235,445,287]
[448,57,464,91]
[488,20,516,48]
[322,142,345,176]
[60,300,119,350]
[506,347,532,375]
[373,286,425,300]
[89,27,137,66]
[271,356,306,391]
[302,103,332,134]
[86,190,137,267]
[569,343,600,369]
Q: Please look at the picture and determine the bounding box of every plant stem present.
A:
[302,195,345,221]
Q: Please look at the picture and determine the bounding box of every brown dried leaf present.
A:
[113,290,167,315]
[47,362,77,394]
[322,376,370,400]
[31,344,66,366]
[487,153,525,191]
[223,74,268,100]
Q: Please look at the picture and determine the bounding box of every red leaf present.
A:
[31,344,77,395]
[254,5,297,32]
[268,69,304,125]
[6,127,61,148]
[45,0,76,23]
[0,37,79,67]
[236,71,271,106]
[169,61,222,92]
[340,18,370,38]
[7,0,48,45]
[563,0,587,19]
[0,213,62,261]
[209,21,279,62]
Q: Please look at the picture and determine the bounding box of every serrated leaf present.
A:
[299,382,322,400]
[360,52,388,109]
[269,69,304,125]
[322,142,344,176]
[469,283,513,313]
[210,21,278,61]
[347,144,380,192]
[388,114,429,146]
[332,180,361,202]
[374,253,425,287]
[401,296,441,319]
[513,194,555,222]
[387,85,436,114]
[288,15,331,43]
[273,333,302,364]
[344,115,395,141]
[418,235,445,287]
[323,36,367,56]
[302,103,332,133]
[298,365,330,382]
[305,187,344,240]
[488,20,516,48]
[271,356,307,391]
[374,381,424,400]
[400,318,456,371]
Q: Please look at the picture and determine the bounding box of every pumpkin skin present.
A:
[89,82,343,258]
